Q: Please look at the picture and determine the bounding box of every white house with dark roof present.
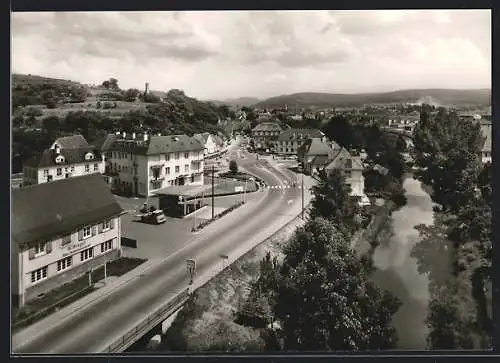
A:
[97,132,204,197]
[193,133,219,158]
[11,174,124,307]
[22,145,105,187]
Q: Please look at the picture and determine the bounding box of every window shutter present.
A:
[98,223,103,233]
[46,241,52,253]
[78,229,83,241]
[92,225,97,236]
[28,247,36,260]
[110,218,115,229]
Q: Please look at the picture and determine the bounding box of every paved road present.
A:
[12,140,306,354]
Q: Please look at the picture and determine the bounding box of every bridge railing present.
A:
[105,287,190,353]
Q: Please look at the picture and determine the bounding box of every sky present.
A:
[11,10,491,100]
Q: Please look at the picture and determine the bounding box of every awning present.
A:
[153,184,212,197]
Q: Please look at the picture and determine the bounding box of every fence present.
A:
[105,287,190,353]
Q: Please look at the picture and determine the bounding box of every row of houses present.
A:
[22,132,229,197]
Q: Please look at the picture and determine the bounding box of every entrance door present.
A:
[178,177,185,186]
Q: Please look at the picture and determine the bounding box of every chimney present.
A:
[132,132,136,140]
[144,133,148,141]
[122,131,126,139]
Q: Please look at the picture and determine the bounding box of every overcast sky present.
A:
[12,10,491,100]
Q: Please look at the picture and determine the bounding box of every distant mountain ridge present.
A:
[208,97,261,107]
[255,89,491,108]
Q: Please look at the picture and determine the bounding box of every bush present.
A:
[229,160,238,174]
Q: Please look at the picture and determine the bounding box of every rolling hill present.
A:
[255,89,491,109]
[208,97,261,107]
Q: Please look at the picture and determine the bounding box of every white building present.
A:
[23,145,106,186]
[95,132,205,197]
[11,174,124,307]
[193,133,219,158]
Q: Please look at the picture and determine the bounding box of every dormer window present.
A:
[85,152,95,160]
[55,155,65,164]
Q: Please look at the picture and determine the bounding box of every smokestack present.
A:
[132,132,136,140]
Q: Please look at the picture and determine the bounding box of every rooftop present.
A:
[277,128,324,141]
[52,135,89,149]
[12,174,123,246]
[252,122,283,132]
[24,147,103,168]
[153,184,212,197]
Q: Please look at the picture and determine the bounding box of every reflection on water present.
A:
[371,178,435,349]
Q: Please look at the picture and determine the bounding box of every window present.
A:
[83,226,92,239]
[165,167,171,175]
[101,240,113,253]
[31,266,48,283]
[85,164,90,173]
[71,165,75,172]
[34,242,46,255]
[184,165,189,173]
[117,165,121,172]
[47,175,53,182]
[165,154,170,161]
[175,152,180,160]
[56,168,62,176]
[102,220,111,231]
[184,152,189,159]
[57,257,72,272]
[175,165,180,173]
[94,163,99,171]
[61,234,71,245]
[43,169,49,177]
[80,247,94,262]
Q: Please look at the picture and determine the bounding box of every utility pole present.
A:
[193,193,197,230]
[301,171,304,220]
[212,165,215,219]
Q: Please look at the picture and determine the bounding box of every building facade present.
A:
[11,174,124,307]
[97,133,205,197]
[298,138,338,175]
[23,146,105,187]
[251,122,283,151]
[276,128,325,156]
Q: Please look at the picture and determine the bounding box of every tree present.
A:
[229,160,238,174]
[40,89,58,108]
[273,218,401,351]
[102,80,111,89]
[109,78,119,90]
[412,106,483,214]
[123,88,140,102]
[143,93,161,103]
[310,168,361,236]
[42,116,62,134]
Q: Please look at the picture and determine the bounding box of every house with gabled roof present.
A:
[11,174,124,307]
[50,134,90,150]
[22,144,105,187]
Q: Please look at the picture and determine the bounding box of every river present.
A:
[371,177,435,349]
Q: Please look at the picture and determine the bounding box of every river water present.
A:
[371,177,435,349]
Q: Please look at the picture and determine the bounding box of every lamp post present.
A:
[211,165,215,219]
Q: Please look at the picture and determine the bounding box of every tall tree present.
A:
[310,168,361,236]
[274,218,401,351]
[412,106,483,214]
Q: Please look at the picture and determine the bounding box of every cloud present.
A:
[11,10,491,100]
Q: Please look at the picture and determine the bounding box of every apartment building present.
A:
[276,128,325,156]
[22,145,105,186]
[251,122,283,151]
[95,132,205,197]
[11,174,124,307]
